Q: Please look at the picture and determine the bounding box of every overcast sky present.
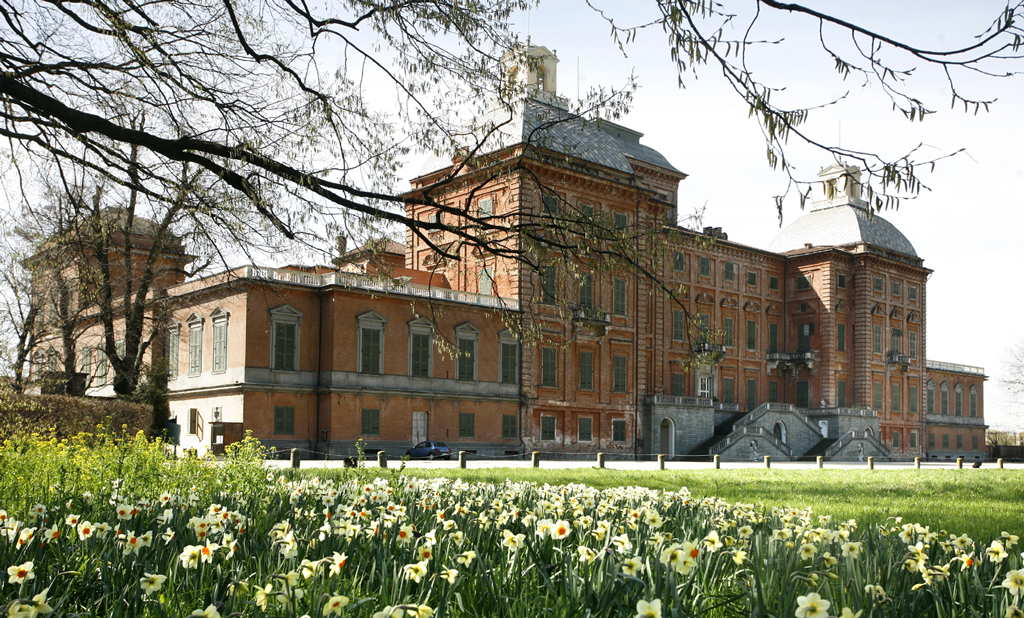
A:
[430,0,1024,427]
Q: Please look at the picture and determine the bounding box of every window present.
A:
[187,315,203,376]
[768,324,778,353]
[837,274,847,289]
[212,310,228,373]
[578,417,593,441]
[942,434,949,449]
[891,280,901,296]
[909,385,918,413]
[909,285,918,301]
[612,355,627,393]
[612,419,626,442]
[699,313,710,339]
[873,382,882,410]
[361,408,380,435]
[673,310,686,341]
[699,256,711,277]
[673,252,685,272]
[954,384,963,416]
[723,377,734,403]
[941,382,949,415]
[358,312,386,375]
[478,267,493,296]
[614,212,628,229]
[910,431,918,448]
[579,351,594,390]
[797,275,811,290]
[613,279,627,315]
[96,348,108,385]
[541,416,556,441]
[429,210,442,225]
[580,202,594,218]
[542,194,558,214]
[797,323,813,352]
[927,381,936,414]
[274,406,295,435]
[271,305,302,372]
[892,431,900,448]
[972,435,979,450]
[956,434,963,449]
[746,379,757,412]
[409,319,432,378]
[929,433,935,448]
[541,348,557,387]
[873,276,883,292]
[724,262,735,281]
[747,271,757,286]
[459,412,475,438]
[456,324,479,382]
[836,323,846,352]
[970,386,978,417]
[579,273,593,308]
[796,381,809,408]
[769,276,779,290]
[188,408,198,435]
[80,348,92,376]
[909,332,917,359]
[873,325,882,354]
[166,327,179,379]
[837,380,846,407]
[541,267,557,304]
[746,320,757,350]
[502,415,517,439]
[478,197,493,218]
[672,373,684,395]
[769,381,779,403]
[891,328,902,353]
[892,383,901,412]
[723,318,734,347]
[500,332,519,385]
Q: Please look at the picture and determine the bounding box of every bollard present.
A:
[868,456,874,470]
[459,451,467,469]
[377,450,387,468]
[915,457,920,469]
[817,455,823,469]
[597,452,605,469]
[658,454,665,470]
[956,457,963,469]
[714,454,721,469]
[532,451,540,468]
[999,458,1005,469]
[764,455,771,469]
[290,448,301,469]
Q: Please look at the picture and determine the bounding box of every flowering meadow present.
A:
[1,435,1023,617]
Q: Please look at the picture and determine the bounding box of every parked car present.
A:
[406,441,451,460]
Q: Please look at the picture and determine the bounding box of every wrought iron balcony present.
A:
[690,341,727,363]
[766,350,816,375]
[570,305,611,324]
[886,349,911,370]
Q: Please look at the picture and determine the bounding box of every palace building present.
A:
[43,46,987,461]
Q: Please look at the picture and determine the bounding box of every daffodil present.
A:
[732,550,747,565]
[703,530,723,552]
[799,543,817,561]
[988,540,1010,563]
[189,604,221,618]
[372,605,404,618]
[323,595,350,616]
[439,568,458,583]
[407,604,433,618]
[403,560,429,583]
[839,608,863,618]
[455,550,476,566]
[24,588,53,616]
[635,599,661,618]
[622,556,643,576]
[795,592,831,618]
[841,541,862,558]
[7,561,34,584]
[140,573,167,594]
[1004,570,1024,597]
[254,583,274,610]
[180,545,201,569]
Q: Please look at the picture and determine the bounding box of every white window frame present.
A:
[211,308,229,374]
[270,304,303,372]
[186,313,204,377]
[357,310,387,375]
[477,196,493,218]
[408,318,433,378]
[455,322,480,382]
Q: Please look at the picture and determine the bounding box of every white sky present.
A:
[408,0,1024,427]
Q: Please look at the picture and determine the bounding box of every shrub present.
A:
[0,390,153,438]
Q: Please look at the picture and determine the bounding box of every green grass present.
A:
[354,467,1024,541]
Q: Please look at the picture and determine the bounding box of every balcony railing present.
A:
[766,351,816,362]
[645,395,713,407]
[244,265,520,311]
[886,350,911,366]
[806,407,877,417]
[926,360,986,376]
[571,306,611,324]
[925,414,987,426]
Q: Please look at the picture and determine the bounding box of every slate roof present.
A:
[767,202,917,257]
[417,98,681,178]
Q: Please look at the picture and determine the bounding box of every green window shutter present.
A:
[909,332,917,358]
[672,373,684,396]
[723,318,733,347]
[909,385,918,413]
[275,323,296,371]
[613,279,626,315]
[955,390,963,416]
[478,197,493,218]
[942,434,949,448]
[892,384,901,412]
[837,381,846,407]
[837,274,846,288]
[189,325,202,375]
[941,389,949,415]
[746,320,756,350]
[769,381,778,403]
[769,324,778,353]
[723,377,734,403]
[746,379,757,412]
[541,267,557,304]
[457,338,475,381]
[212,322,227,372]
[928,433,935,448]
[956,435,963,449]
[614,212,628,229]
[579,351,594,390]
[796,381,809,408]
[910,431,917,448]
[892,431,900,448]
[541,348,557,387]
[673,311,685,341]
[970,391,977,417]
[837,324,845,352]
[724,262,735,281]
[478,267,493,296]
[165,333,177,378]
[769,276,779,290]
[747,271,757,286]
[612,420,626,442]
[972,435,978,450]
[673,252,685,271]
[797,275,811,290]
[411,333,430,377]
[873,383,882,409]
[459,412,475,438]
[927,387,935,414]
[578,417,592,441]
[500,342,518,384]
[873,325,881,354]
[360,327,381,374]
[502,415,517,439]
[542,194,558,214]
[699,256,710,277]
[579,273,593,308]
[275,406,295,435]
[361,408,380,435]
[612,355,627,393]
[541,416,556,441]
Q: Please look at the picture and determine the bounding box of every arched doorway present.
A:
[865,427,874,438]
[773,421,787,444]
[660,417,675,456]
[818,420,829,438]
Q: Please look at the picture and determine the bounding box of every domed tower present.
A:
[766,164,929,458]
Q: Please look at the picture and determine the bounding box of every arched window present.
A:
[536,66,547,91]
[969,385,979,418]
[926,380,936,414]
[940,382,950,415]
[954,384,963,416]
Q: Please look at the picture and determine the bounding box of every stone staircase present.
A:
[797,438,837,461]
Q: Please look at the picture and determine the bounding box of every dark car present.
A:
[406,441,451,460]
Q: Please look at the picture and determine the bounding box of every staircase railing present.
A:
[709,425,795,458]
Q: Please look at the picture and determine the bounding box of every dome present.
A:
[767,203,917,257]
